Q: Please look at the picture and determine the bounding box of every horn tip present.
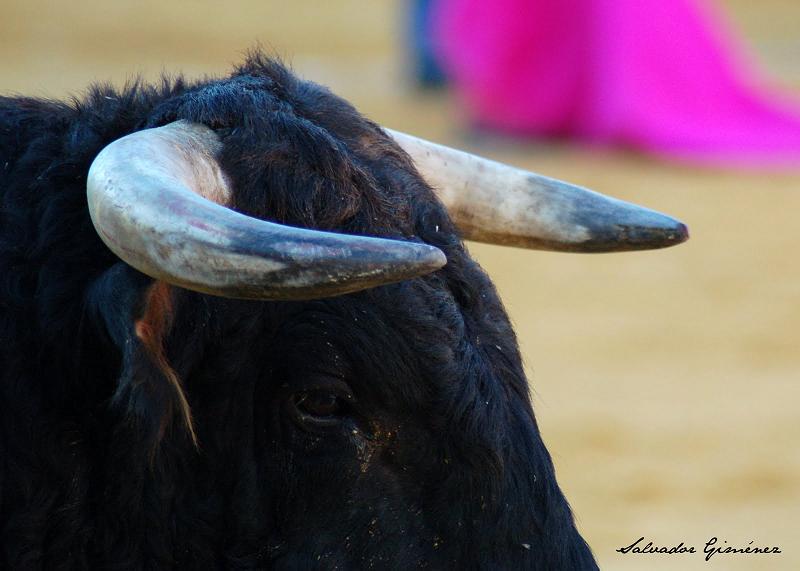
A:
[620,217,690,252]
[649,216,690,249]
[671,220,690,245]
[414,243,448,272]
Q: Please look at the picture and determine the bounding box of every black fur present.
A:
[0,52,598,569]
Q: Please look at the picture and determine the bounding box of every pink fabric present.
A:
[432,0,800,167]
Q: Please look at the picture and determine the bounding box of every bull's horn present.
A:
[387,129,689,252]
[87,121,446,300]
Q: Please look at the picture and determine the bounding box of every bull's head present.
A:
[78,65,687,569]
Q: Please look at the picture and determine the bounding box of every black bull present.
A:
[0,54,682,569]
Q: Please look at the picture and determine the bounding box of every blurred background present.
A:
[2,0,798,568]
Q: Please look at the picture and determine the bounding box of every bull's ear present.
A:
[87,264,196,454]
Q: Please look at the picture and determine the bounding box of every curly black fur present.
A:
[0,52,598,569]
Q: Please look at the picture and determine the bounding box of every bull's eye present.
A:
[291,389,353,427]
[295,391,341,417]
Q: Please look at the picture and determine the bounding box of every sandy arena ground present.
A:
[2,1,798,568]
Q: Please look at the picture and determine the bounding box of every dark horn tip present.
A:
[674,221,690,244]
[653,219,690,248]
[573,214,690,253]
[622,219,690,251]
[365,240,447,282]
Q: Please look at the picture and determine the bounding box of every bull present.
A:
[0,54,687,569]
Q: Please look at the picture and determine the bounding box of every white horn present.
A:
[87,121,446,300]
[387,129,689,252]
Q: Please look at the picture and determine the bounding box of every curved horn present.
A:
[387,129,689,252]
[87,121,446,300]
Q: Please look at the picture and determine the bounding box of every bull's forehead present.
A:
[263,294,441,404]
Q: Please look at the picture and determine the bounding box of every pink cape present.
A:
[432,0,800,167]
